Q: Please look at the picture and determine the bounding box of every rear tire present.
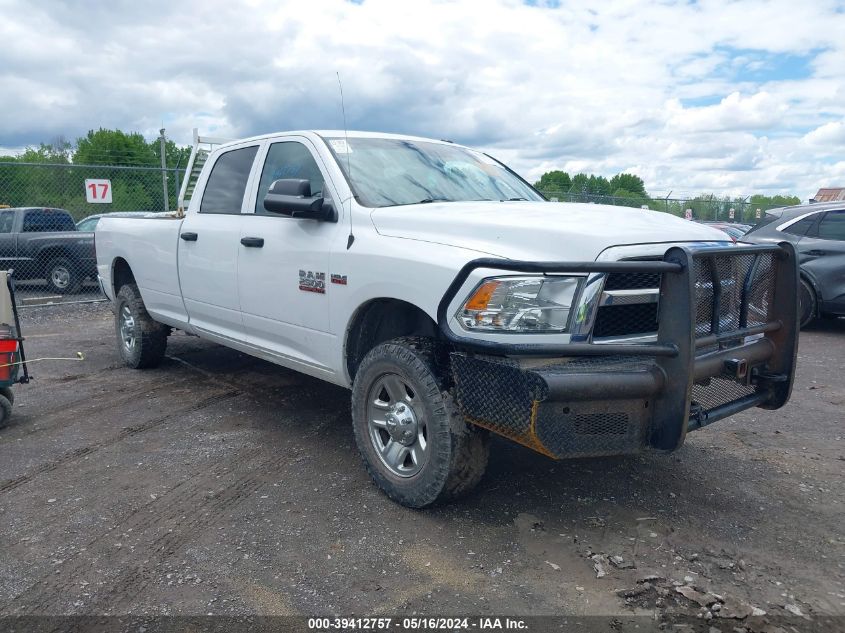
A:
[115,284,169,369]
[799,278,817,329]
[45,257,81,295]
[0,386,14,406]
[351,336,489,507]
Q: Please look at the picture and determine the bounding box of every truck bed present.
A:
[95,215,189,329]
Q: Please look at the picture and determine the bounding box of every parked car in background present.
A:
[76,211,153,232]
[744,202,845,327]
[698,222,752,242]
[0,207,96,294]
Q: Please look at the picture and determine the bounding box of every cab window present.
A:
[200,146,259,215]
[255,142,326,215]
[0,211,15,233]
[22,210,75,232]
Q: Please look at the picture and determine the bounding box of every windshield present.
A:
[323,137,543,208]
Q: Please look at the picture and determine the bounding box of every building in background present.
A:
[810,188,845,203]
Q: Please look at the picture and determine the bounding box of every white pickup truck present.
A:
[95,131,799,507]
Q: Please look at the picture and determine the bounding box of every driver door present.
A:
[237,137,342,373]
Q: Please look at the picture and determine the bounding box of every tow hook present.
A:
[724,358,748,381]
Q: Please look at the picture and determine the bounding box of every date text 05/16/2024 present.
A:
[307,618,528,630]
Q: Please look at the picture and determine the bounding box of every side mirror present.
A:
[263,179,336,222]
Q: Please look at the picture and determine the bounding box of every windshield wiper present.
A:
[417,198,450,204]
[502,197,529,201]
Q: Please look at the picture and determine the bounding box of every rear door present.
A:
[797,209,845,313]
[178,144,259,342]
[236,137,343,371]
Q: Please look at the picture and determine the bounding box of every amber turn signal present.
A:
[464,280,500,311]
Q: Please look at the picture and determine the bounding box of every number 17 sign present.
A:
[85,179,112,203]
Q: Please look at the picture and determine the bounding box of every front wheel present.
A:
[115,284,169,369]
[799,278,817,329]
[351,337,489,507]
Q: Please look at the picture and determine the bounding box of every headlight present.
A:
[458,276,582,333]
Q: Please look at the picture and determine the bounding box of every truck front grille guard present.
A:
[436,242,799,454]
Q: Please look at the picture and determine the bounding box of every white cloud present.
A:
[666,93,787,133]
[1,0,845,199]
[803,120,845,147]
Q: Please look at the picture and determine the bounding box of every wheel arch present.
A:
[344,298,439,383]
[111,257,136,295]
[35,246,74,269]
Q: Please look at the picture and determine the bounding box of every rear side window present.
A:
[0,211,15,233]
[816,210,845,241]
[781,215,818,237]
[745,210,781,234]
[200,146,259,215]
[22,210,76,232]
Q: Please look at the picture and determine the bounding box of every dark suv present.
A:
[744,202,845,327]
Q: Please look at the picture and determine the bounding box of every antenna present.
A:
[337,72,355,249]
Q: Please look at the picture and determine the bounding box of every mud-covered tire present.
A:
[45,257,81,295]
[351,336,489,507]
[115,284,169,369]
[0,386,14,406]
[799,277,817,329]
[0,394,12,429]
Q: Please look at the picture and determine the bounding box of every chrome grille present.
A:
[594,259,662,341]
[593,251,778,343]
[603,271,661,291]
[593,303,658,337]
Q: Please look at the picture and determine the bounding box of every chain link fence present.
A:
[537,190,786,224]
[0,162,181,307]
[0,160,790,307]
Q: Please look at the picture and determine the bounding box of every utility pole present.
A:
[159,128,169,212]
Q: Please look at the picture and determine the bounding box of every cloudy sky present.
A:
[2,0,844,199]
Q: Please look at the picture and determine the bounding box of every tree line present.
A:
[532,169,801,222]
[0,129,192,219]
[0,128,803,223]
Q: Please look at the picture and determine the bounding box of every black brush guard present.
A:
[436,243,798,458]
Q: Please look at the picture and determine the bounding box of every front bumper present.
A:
[438,243,799,459]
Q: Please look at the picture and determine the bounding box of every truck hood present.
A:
[370,201,731,260]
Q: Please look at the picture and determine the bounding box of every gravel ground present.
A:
[0,302,842,628]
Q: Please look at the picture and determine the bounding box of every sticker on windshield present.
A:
[329,139,352,154]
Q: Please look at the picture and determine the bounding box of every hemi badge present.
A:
[331,274,348,286]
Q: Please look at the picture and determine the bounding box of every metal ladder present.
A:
[177,128,232,215]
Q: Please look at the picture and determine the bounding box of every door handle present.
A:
[180,232,198,242]
[240,237,264,248]
[806,249,827,257]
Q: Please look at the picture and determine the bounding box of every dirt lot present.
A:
[0,303,842,627]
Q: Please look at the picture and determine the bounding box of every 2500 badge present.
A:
[299,270,326,294]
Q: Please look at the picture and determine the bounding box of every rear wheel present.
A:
[798,278,817,329]
[115,284,169,369]
[45,257,81,294]
[351,337,489,507]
